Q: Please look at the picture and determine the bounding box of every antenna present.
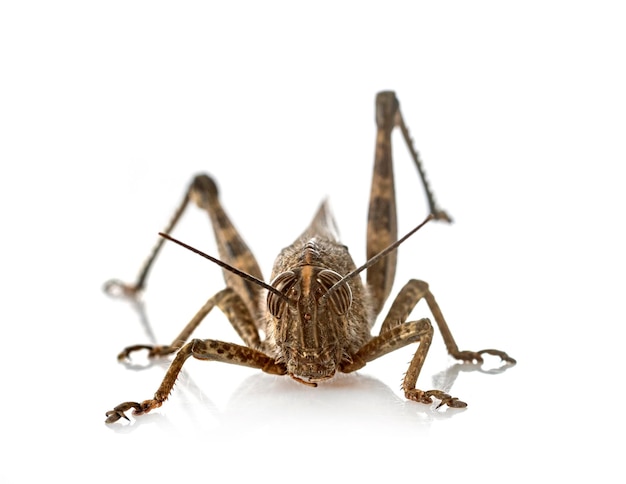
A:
[158,232,290,302]
[322,213,434,303]
[159,213,432,306]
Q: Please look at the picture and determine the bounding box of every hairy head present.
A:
[266,265,352,383]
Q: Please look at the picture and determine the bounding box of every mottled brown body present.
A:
[104,91,515,424]
[264,203,372,384]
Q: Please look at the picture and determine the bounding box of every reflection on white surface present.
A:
[108,353,515,432]
[107,370,465,433]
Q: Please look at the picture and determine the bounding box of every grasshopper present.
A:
[104,91,515,423]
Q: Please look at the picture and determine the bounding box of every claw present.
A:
[117,344,156,361]
[435,396,467,409]
[476,349,517,365]
[425,390,467,409]
[105,410,129,424]
[455,348,517,365]
[105,401,143,424]
[406,388,467,409]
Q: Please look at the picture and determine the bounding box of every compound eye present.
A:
[316,269,352,315]
[267,271,298,318]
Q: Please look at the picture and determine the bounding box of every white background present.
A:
[1,1,624,482]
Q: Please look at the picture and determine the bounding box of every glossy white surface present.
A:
[1,2,624,482]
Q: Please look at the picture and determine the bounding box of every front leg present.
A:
[106,339,287,423]
[340,319,465,408]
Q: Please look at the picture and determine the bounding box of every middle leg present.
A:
[117,287,263,361]
[381,279,516,365]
